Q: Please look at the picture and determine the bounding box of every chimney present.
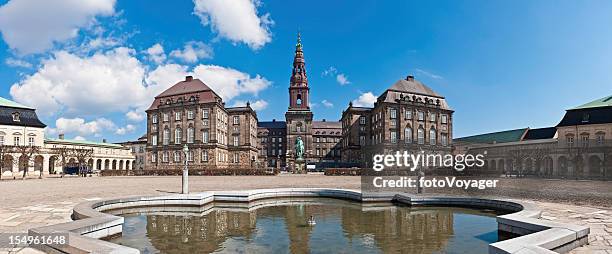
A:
[102,139,107,143]
[272,119,276,122]
[322,119,326,122]
[58,134,64,140]
[406,75,414,81]
[185,76,193,81]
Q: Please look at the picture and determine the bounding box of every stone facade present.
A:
[145,76,259,171]
[341,75,454,167]
[456,95,612,179]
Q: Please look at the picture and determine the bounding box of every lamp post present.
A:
[182,144,189,194]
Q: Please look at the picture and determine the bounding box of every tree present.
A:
[51,146,72,177]
[530,145,551,176]
[70,148,94,177]
[0,144,15,180]
[507,149,530,177]
[14,145,41,179]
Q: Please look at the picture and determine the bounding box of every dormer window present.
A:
[12,112,20,122]
[582,113,590,123]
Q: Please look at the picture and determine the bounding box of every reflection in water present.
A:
[109,199,504,254]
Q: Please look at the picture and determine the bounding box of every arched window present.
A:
[175,128,182,144]
[163,128,170,145]
[404,127,412,143]
[296,94,302,105]
[187,127,194,143]
[430,128,437,145]
[417,127,424,144]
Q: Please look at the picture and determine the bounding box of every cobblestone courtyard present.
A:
[0,175,610,253]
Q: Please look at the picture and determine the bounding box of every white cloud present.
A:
[5,57,32,68]
[170,41,213,63]
[126,110,145,122]
[336,73,350,85]
[193,64,270,101]
[0,0,116,54]
[193,0,273,50]
[9,47,148,117]
[321,100,333,108]
[322,66,337,76]
[145,43,166,64]
[48,117,116,137]
[322,66,350,85]
[115,124,135,135]
[352,92,377,107]
[231,99,268,111]
[73,136,86,141]
[415,68,443,80]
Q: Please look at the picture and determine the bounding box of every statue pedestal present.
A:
[295,158,305,174]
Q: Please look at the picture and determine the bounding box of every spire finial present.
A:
[296,30,302,49]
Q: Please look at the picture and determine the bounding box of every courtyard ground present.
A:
[0,175,610,253]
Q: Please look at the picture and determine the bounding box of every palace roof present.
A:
[387,77,443,98]
[454,128,528,144]
[0,97,46,128]
[156,77,213,98]
[571,95,612,110]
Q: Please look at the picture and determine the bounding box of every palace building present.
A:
[0,97,134,178]
[144,33,452,171]
[455,95,612,179]
[145,76,259,171]
[340,76,454,167]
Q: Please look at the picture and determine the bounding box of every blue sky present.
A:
[1,0,611,142]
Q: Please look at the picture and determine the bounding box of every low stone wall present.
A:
[100,168,279,176]
[29,189,589,254]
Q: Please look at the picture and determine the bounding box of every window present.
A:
[566,135,574,146]
[202,151,208,162]
[417,127,424,144]
[187,110,194,120]
[162,152,169,162]
[596,133,605,144]
[187,127,194,143]
[316,149,320,156]
[404,127,412,143]
[297,125,302,132]
[28,137,35,146]
[278,149,282,156]
[441,114,447,124]
[316,137,320,143]
[174,151,181,162]
[418,111,424,121]
[13,136,20,146]
[233,116,239,125]
[151,153,157,163]
[12,112,20,122]
[175,111,181,121]
[187,151,193,162]
[430,113,436,122]
[152,114,158,124]
[405,109,412,120]
[359,135,366,146]
[582,113,590,123]
[0,136,4,145]
[233,136,239,146]
[202,131,208,144]
[390,131,397,143]
[233,153,239,163]
[174,128,182,144]
[163,113,169,122]
[441,133,448,146]
[581,134,589,147]
[390,108,397,119]
[359,116,366,125]
[163,129,170,145]
[202,109,209,119]
[430,128,436,145]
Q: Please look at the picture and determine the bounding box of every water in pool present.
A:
[108,199,509,254]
